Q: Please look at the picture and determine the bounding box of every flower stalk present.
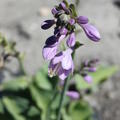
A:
[57,76,71,120]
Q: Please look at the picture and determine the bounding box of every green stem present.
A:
[18,56,26,75]
[57,76,70,120]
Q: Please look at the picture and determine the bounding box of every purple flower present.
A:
[81,23,101,42]
[67,32,76,47]
[42,36,58,60]
[48,49,74,80]
[66,91,80,100]
[41,20,55,30]
[77,16,89,24]
[84,75,92,83]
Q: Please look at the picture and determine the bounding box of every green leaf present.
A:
[62,109,72,120]
[51,94,70,110]
[69,100,93,120]
[75,66,118,90]
[27,106,40,117]
[3,97,25,120]
[34,65,52,90]
[14,97,29,113]
[74,41,84,49]
[29,84,50,120]
[0,100,4,114]
[1,76,28,91]
[69,4,77,17]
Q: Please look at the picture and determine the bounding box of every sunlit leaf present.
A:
[3,97,25,120]
[34,65,52,90]
[29,84,51,119]
[1,76,28,91]
[69,100,93,120]
[27,106,40,117]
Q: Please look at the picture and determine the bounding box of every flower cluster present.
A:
[80,59,99,83]
[41,1,100,99]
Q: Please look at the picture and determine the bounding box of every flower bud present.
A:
[51,8,58,16]
[66,91,80,100]
[77,16,89,24]
[84,75,92,83]
[41,20,55,30]
[81,23,101,42]
[67,32,76,47]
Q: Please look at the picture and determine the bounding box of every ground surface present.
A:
[0,0,120,120]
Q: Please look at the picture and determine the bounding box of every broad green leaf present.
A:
[29,84,50,120]
[3,97,25,120]
[69,100,93,120]
[75,66,118,90]
[34,65,52,90]
[1,76,28,91]
[14,97,29,113]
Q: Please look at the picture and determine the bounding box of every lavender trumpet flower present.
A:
[48,49,74,80]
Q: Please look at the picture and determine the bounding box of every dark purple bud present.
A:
[69,19,75,25]
[51,8,59,16]
[60,27,68,35]
[77,16,89,24]
[84,75,92,83]
[42,45,57,60]
[66,91,80,100]
[67,32,76,47]
[81,23,101,42]
[41,20,55,30]
[45,36,58,46]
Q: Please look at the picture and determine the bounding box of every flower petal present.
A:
[67,32,76,47]
[62,49,73,70]
[52,52,63,65]
[42,45,57,60]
